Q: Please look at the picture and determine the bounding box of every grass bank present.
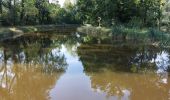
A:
[0,24,79,41]
[77,25,170,46]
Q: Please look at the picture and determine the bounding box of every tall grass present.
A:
[77,24,170,46]
[77,25,112,40]
[111,25,148,41]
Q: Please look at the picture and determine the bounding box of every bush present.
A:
[127,17,144,28]
[111,25,127,40]
[148,28,164,41]
[111,25,148,41]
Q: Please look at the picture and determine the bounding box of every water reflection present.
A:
[77,44,170,73]
[77,38,170,100]
[0,34,69,100]
[0,32,169,100]
[0,34,69,72]
[86,70,170,100]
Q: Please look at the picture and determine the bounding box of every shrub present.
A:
[148,28,164,41]
[127,17,144,28]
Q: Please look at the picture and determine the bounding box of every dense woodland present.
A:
[0,0,80,25]
[0,0,169,27]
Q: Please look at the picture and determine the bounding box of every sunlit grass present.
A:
[77,25,170,46]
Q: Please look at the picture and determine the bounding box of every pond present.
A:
[0,31,169,100]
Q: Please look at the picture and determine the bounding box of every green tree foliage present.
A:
[162,1,170,26]
[0,0,168,27]
[0,0,80,25]
[76,0,167,27]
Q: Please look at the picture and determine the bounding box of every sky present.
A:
[57,0,65,6]
[49,0,64,6]
[49,0,75,7]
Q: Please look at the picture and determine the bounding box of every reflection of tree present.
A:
[64,35,80,56]
[0,34,70,100]
[78,41,170,100]
[0,62,63,100]
[86,70,170,100]
[78,44,170,73]
[1,34,68,73]
[165,49,170,72]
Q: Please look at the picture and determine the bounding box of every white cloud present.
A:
[49,0,76,7]
[49,0,65,6]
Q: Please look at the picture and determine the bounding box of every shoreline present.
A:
[0,24,80,41]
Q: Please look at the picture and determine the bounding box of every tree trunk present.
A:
[0,0,2,14]
[20,0,25,24]
[13,0,16,25]
[8,0,13,25]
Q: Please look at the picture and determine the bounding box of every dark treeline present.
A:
[76,0,170,27]
[0,0,170,27]
[0,0,81,25]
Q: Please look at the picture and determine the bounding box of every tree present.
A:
[0,0,2,14]
[75,0,167,27]
[0,0,168,26]
[162,0,170,31]
[22,0,38,25]
[20,0,25,24]
[35,0,50,24]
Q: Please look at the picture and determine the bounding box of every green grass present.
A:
[0,24,79,41]
[77,25,170,46]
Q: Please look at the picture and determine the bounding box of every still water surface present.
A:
[0,33,169,100]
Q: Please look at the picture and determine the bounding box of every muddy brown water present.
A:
[0,33,169,100]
